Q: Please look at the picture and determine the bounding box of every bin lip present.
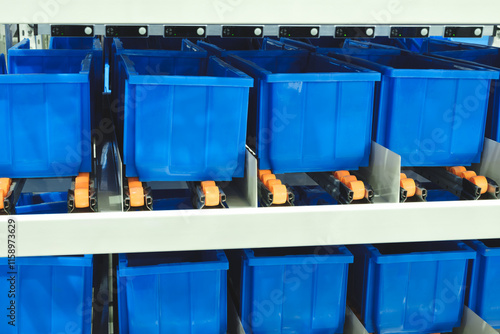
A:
[114,37,205,54]
[465,240,500,256]
[0,254,93,267]
[49,36,103,51]
[243,246,354,266]
[328,52,500,80]
[425,39,498,52]
[228,53,381,83]
[121,54,254,87]
[431,52,500,72]
[365,242,476,264]
[117,250,229,277]
[198,38,301,57]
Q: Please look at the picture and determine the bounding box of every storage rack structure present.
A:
[1,1,500,333]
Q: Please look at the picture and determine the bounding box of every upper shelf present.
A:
[3,0,500,25]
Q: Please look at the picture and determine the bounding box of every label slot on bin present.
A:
[390,26,430,38]
[164,26,207,38]
[444,26,483,38]
[335,26,375,38]
[279,26,320,38]
[51,25,95,37]
[222,26,264,38]
[105,25,149,38]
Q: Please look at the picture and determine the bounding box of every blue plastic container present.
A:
[198,37,300,58]
[279,37,346,54]
[422,39,499,54]
[328,51,500,166]
[0,255,93,334]
[117,250,228,334]
[234,246,353,334]
[227,51,380,173]
[348,242,475,334]
[466,239,500,329]
[427,51,500,142]
[118,52,252,181]
[0,40,92,178]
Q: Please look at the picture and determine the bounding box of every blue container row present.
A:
[1,239,498,334]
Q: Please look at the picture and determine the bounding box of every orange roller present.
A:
[449,166,466,176]
[266,178,282,189]
[0,192,4,209]
[74,188,90,208]
[470,175,488,194]
[201,181,216,193]
[203,185,220,207]
[400,178,416,197]
[400,173,407,180]
[129,186,145,207]
[258,170,272,181]
[261,174,276,187]
[128,177,142,189]
[341,175,357,185]
[270,184,287,205]
[75,173,90,188]
[460,170,477,180]
[0,178,11,197]
[334,170,350,180]
[347,180,365,200]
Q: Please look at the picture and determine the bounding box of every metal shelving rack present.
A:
[1,2,500,332]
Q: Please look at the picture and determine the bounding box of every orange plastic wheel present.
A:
[460,170,477,181]
[400,178,416,197]
[0,178,11,197]
[75,173,90,189]
[270,184,287,205]
[341,175,357,185]
[128,177,142,189]
[261,174,276,187]
[201,181,216,193]
[203,185,220,207]
[129,186,145,207]
[0,192,4,209]
[400,173,407,180]
[258,170,272,181]
[348,180,365,201]
[449,166,466,176]
[74,188,90,208]
[266,179,282,189]
[470,175,488,194]
[334,170,350,180]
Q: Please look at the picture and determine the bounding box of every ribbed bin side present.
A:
[466,240,500,329]
[117,251,228,334]
[0,256,93,334]
[0,72,91,178]
[235,247,353,334]
[119,54,252,182]
[348,242,475,334]
[228,52,380,174]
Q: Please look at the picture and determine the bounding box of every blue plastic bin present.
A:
[279,37,346,53]
[0,40,92,178]
[234,246,353,334]
[348,242,475,334]
[466,239,500,329]
[227,51,380,173]
[118,52,252,181]
[0,255,93,334]
[426,51,500,142]
[198,37,300,58]
[329,51,500,166]
[117,250,228,334]
[422,38,499,54]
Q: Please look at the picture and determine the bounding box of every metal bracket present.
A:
[308,172,373,205]
[68,177,98,213]
[257,179,295,207]
[188,182,228,209]
[414,167,483,200]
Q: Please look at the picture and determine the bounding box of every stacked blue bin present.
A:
[117,51,252,181]
[117,250,228,334]
[348,241,475,334]
[0,255,93,334]
[225,51,380,173]
[328,51,500,166]
[466,240,500,329]
[232,246,353,334]
[0,39,92,178]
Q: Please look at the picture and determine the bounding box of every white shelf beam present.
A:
[4,199,500,257]
[2,0,500,25]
